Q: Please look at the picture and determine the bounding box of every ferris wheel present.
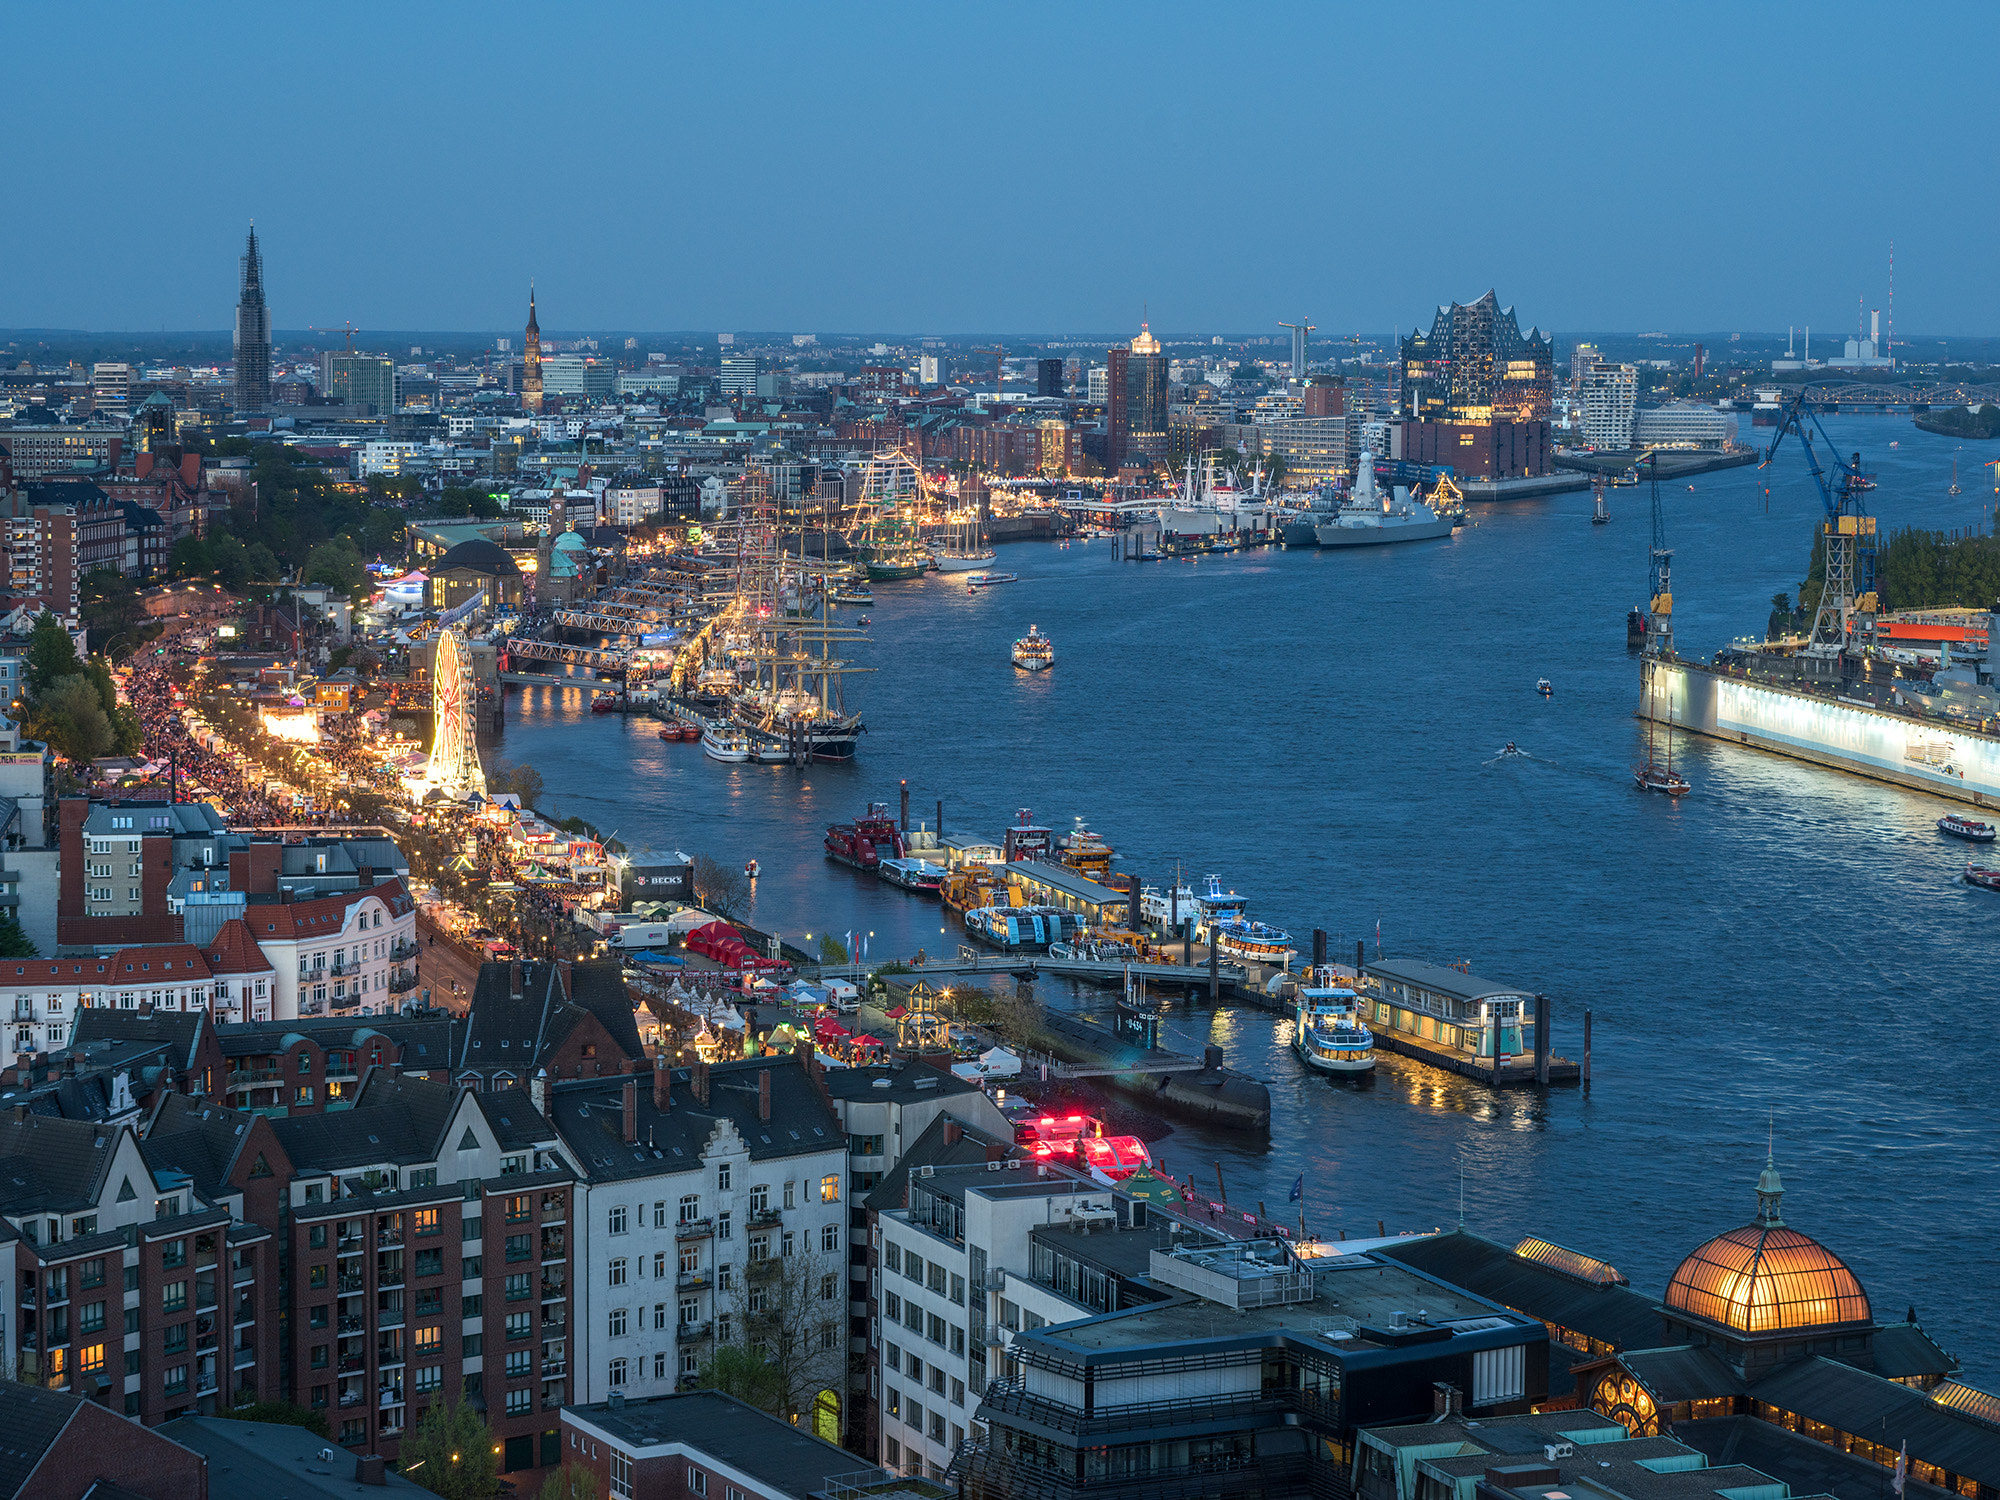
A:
[421,627,486,800]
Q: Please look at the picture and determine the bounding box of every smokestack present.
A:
[653,1059,672,1110]
[941,1119,962,1147]
[509,961,522,1000]
[620,1057,637,1075]
[1312,928,1326,970]
[693,1060,710,1106]
[758,1069,771,1122]
[531,1069,548,1116]
[900,780,909,833]
[622,1080,637,1144]
[936,799,943,838]
[354,1456,387,1487]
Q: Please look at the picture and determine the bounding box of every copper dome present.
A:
[1663,1221,1871,1335]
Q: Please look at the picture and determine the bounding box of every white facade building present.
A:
[1634,401,1735,449]
[1578,361,1638,450]
[552,1058,847,1410]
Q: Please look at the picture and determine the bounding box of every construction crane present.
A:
[1761,391,1876,663]
[1645,452,1674,660]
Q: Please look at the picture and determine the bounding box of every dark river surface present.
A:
[500,416,2000,1380]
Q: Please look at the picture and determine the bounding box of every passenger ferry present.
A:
[1939,814,1998,843]
[964,902,1084,952]
[1012,626,1055,671]
[1211,917,1296,969]
[700,724,752,762]
[968,571,1019,589]
[1292,979,1375,1075]
[877,857,946,893]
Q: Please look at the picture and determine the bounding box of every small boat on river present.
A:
[1939,814,1997,843]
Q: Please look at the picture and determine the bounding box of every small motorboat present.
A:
[1939,815,1998,843]
[1499,742,1525,757]
[857,615,871,625]
[1536,678,1554,697]
[745,859,760,879]
[967,571,1019,590]
[1965,863,2000,892]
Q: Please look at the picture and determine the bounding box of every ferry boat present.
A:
[1055,821,1116,879]
[1212,917,1296,970]
[1139,879,1199,930]
[1001,808,1055,862]
[1938,814,1998,843]
[825,802,904,871]
[1966,863,2000,892]
[700,724,752,762]
[968,571,1019,589]
[877,857,946,892]
[1536,678,1554,697]
[942,863,1003,913]
[1292,980,1376,1075]
[964,903,1085,952]
[1012,625,1054,670]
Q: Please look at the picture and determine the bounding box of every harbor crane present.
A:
[1761,391,1876,663]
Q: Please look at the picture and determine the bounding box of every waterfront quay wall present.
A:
[1640,659,2000,808]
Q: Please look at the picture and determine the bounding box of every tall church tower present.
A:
[522,284,544,414]
[233,224,271,412]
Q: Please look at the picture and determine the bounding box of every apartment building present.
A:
[267,1071,575,1480]
[0,1106,282,1422]
[1578,360,1638,450]
[212,1011,456,1117]
[546,1054,846,1415]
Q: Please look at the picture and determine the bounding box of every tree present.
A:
[535,1464,597,1500]
[818,935,848,965]
[691,853,748,917]
[304,536,367,596]
[224,1399,330,1438]
[397,1390,499,1500]
[30,675,114,763]
[492,762,544,809]
[0,911,37,959]
[24,612,79,697]
[704,1246,844,1425]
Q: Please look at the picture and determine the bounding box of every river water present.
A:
[500,417,2000,1380]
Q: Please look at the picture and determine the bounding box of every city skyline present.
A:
[4,5,1998,335]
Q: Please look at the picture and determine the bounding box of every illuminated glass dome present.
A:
[1662,1157,1872,1336]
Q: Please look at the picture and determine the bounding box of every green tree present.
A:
[304,535,367,596]
[396,1390,498,1500]
[691,853,748,917]
[224,1399,330,1438]
[82,658,143,755]
[707,1246,843,1423]
[490,762,544,808]
[168,534,211,580]
[29,675,114,763]
[24,612,79,696]
[818,934,848,965]
[535,1462,598,1500]
[0,911,37,959]
[247,542,281,581]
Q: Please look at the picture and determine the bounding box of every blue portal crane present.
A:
[1761,391,1877,660]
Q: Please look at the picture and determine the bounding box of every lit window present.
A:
[819,1174,841,1204]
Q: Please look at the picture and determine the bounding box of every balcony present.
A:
[234,1266,255,1286]
[389,971,418,995]
[337,1234,363,1254]
[540,1357,566,1377]
[539,1274,566,1302]
[747,1207,782,1229]
[227,1067,282,1087]
[390,940,419,962]
[337,1275,364,1294]
[539,1232,565,1261]
[234,1346,257,1370]
[338,1356,364,1374]
[377,1346,404,1368]
[338,1314,364,1334]
[746,1258,782,1283]
[376,1229,403,1247]
[674,1218,713,1241]
[983,1270,1007,1291]
[377,1308,404,1329]
[677,1320,712,1341]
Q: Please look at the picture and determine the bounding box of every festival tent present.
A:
[950,1046,1022,1083]
[1113,1166,1182,1208]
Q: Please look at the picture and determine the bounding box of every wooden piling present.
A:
[1583,1008,1593,1093]
[1534,993,1549,1086]
[1209,939,1219,1004]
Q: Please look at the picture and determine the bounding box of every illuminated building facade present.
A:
[233,225,270,413]
[1399,290,1553,424]
[1122,322,1168,464]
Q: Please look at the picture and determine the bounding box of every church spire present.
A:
[1754,1137,1785,1228]
[522,280,544,415]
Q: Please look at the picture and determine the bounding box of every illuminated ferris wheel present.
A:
[421,627,486,800]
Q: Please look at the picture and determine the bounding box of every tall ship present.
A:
[1313,450,1453,547]
[1637,402,2000,808]
[1292,977,1376,1075]
[931,514,995,573]
[850,448,933,581]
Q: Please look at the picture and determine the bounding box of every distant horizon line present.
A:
[2,327,1994,346]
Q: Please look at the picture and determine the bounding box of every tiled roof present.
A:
[546,1056,838,1183]
[0,1115,119,1214]
[142,1094,261,1203]
[0,1381,89,1497]
[243,877,412,940]
[201,918,275,975]
[71,1007,206,1069]
[103,944,213,982]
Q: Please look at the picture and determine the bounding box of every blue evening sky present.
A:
[4,3,1991,337]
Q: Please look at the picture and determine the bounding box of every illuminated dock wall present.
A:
[1641,662,2000,807]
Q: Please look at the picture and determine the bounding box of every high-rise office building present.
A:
[919,352,946,386]
[319,354,397,414]
[1398,290,1553,424]
[91,362,132,417]
[522,285,544,414]
[1037,357,1065,397]
[719,353,762,396]
[1121,322,1168,464]
[1104,347,1129,466]
[233,224,271,412]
